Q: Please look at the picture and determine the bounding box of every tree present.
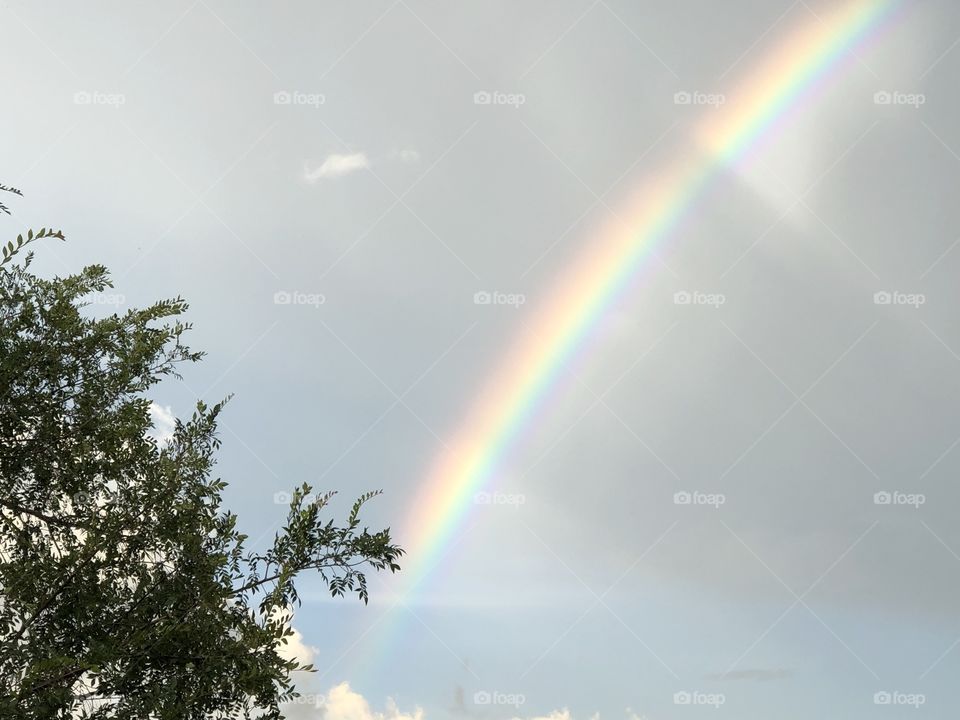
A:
[0,195,403,718]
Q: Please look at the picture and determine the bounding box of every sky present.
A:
[4,0,960,717]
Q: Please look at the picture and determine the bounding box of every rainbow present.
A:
[402,0,900,591]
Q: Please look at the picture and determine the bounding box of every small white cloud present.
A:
[512,711,572,720]
[280,683,644,720]
[271,609,319,667]
[147,402,176,446]
[304,153,369,181]
[324,683,424,720]
[281,682,423,720]
[279,623,318,667]
[395,148,420,164]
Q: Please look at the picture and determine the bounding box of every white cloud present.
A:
[278,623,318,667]
[147,402,176,446]
[394,148,420,164]
[304,153,369,181]
[510,711,572,720]
[278,682,651,720]
[271,610,318,667]
[282,682,423,720]
[322,683,424,720]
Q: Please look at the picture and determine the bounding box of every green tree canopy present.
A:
[0,191,402,718]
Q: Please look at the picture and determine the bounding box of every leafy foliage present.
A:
[0,226,403,718]
[0,184,22,216]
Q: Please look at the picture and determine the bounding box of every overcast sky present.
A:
[4,0,960,718]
